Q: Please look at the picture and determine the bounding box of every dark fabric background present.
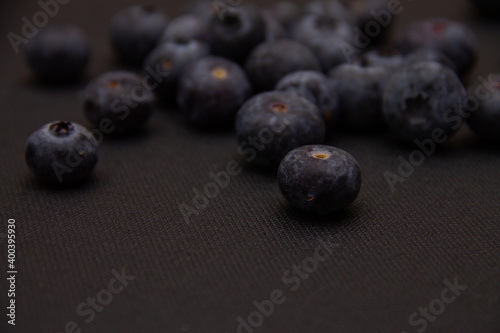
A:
[1,0,499,332]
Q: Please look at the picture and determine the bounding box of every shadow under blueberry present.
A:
[276,200,365,229]
[24,173,100,194]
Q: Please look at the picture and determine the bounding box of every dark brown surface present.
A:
[1,0,499,332]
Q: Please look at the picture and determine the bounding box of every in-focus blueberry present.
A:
[245,39,322,92]
[383,61,467,141]
[84,71,155,135]
[235,91,325,170]
[109,5,168,66]
[277,145,361,214]
[25,121,98,185]
[276,70,340,130]
[177,56,252,130]
[25,25,90,83]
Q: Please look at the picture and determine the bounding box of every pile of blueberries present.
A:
[24,0,499,215]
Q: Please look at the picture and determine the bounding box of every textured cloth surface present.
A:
[0,1,499,333]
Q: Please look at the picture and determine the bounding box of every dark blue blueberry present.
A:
[25,25,90,83]
[25,121,98,185]
[277,145,361,214]
[396,18,477,76]
[341,0,393,28]
[262,11,288,41]
[158,14,209,44]
[276,71,340,130]
[181,0,218,22]
[466,74,500,142]
[356,47,404,70]
[404,47,458,74]
[290,13,354,71]
[177,56,252,129]
[383,61,467,141]
[304,0,357,25]
[209,5,265,64]
[329,64,389,131]
[109,5,168,66]
[84,71,155,135]
[235,91,325,170]
[263,2,301,29]
[143,40,209,103]
[245,39,322,92]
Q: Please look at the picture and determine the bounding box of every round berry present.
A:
[109,5,168,66]
[25,25,90,83]
[382,61,467,141]
[25,121,98,185]
[235,91,325,170]
[245,39,322,92]
[84,71,155,135]
[276,70,340,130]
[467,74,500,142]
[396,18,477,76]
[178,57,252,129]
[278,145,361,214]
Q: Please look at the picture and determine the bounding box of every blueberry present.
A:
[383,61,467,141]
[341,0,393,28]
[404,47,458,74]
[263,2,302,29]
[83,71,155,135]
[109,5,168,66]
[235,91,325,170]
[277,145,361,215]
[25,25,90,83]
[181,0,218,22]
[276,71,340,130]
[25,121,98,185]
[209,5,265,64]
[396,18,477,76]
[177,56,252,129]
[245,39,322,92]
[262,11,289,41]
[329,64,389,131]
[466,74,500,142]
[290,13,353,71]
[304,0,357,25]
[158,14,209,44]
[143,40,209,103]
[356,47,404,70]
